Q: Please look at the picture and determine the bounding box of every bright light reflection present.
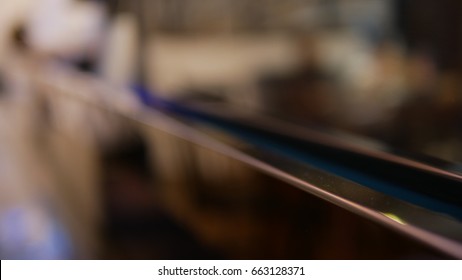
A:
[383,213,406,225]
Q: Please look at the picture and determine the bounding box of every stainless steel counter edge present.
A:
[133,107,462,259]
[38,64,462,258]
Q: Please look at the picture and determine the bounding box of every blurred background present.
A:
[1,0,462,259]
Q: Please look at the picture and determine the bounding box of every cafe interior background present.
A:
[1,0,462,259]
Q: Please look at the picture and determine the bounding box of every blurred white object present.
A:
[100,13,139,86]
[27,0,106,59]
[147,35,299,96]
[316,32,407,126]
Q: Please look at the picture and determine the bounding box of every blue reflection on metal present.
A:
[133,86,462,221]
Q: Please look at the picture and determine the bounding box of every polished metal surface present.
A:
[34,62,462,259]
[169,100,462,181]
[133,108,462,258]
